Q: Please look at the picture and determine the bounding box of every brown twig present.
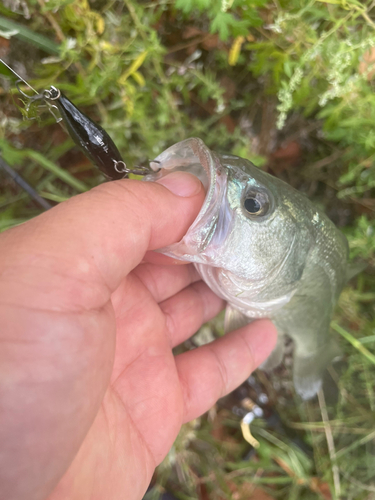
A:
[318,389,341,499]
[36,0,65,42]
[167,34,212,54]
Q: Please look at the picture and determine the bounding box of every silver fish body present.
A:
[147,138,348,398]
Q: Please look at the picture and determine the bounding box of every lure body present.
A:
[45,87,125,180]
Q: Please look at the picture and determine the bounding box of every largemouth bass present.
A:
[147,138,348,399]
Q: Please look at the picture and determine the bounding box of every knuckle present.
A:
[209,345,229,398]
[239,331,256,370]
[190,282,207,319]
[162,308,177,345]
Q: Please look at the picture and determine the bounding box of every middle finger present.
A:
[160,281,226,348]
[132,262,200,303]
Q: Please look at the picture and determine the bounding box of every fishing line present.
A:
[0,58,38,95]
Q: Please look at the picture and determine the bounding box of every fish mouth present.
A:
[149,137,214,190]
[146,138,230,261]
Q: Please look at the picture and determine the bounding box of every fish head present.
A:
[147,138,315,316]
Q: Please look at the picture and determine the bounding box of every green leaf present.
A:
[175,0,212,13]
[210,12,234,41]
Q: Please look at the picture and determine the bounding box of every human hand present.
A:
[0,172,277,500]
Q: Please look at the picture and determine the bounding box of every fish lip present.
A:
[146,138,229,260]
[148,137,216,193]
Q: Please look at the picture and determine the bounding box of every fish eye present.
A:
[242,190,270,217]
[244,197,261,214]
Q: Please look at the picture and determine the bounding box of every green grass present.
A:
[1,1,375,499]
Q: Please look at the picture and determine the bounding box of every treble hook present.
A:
[15,80,41,100]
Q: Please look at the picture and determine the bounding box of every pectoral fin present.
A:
[260,333,284,371]
[346,261,367,282]
[293,340,342,400]
[224,305,251,333]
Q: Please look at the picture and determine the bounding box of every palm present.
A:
[50,262,225,500]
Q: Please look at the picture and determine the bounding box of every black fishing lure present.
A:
[0,60,156,180]
[43,86,157,180]
[43,86,154,180]
[44,86,126,180]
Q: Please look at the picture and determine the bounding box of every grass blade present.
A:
[331,322,375,365]
[0,218,30,231]
[0,16,60,54]
[27,151,88,193]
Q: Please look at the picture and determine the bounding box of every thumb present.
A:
[0,172,204,310]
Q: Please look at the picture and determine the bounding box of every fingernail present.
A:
[156,172,202,197]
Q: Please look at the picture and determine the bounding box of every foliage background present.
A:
[0,0,375,499]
